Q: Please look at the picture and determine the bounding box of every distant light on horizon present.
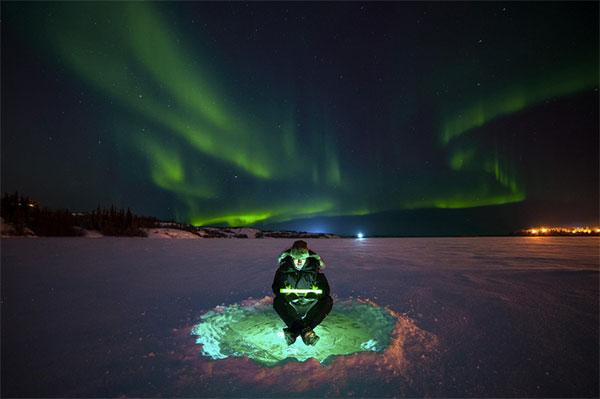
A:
[522,225,600,236]
[357,232,364,239]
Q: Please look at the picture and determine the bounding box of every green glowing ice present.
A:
[191,299,397,366]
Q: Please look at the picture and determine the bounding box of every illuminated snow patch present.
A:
[191,298,397,366]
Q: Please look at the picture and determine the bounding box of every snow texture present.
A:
[190,297,397,365]
[143,228,201,239]
[1,237,598,397]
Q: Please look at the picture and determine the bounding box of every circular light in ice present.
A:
[190,299,396,366]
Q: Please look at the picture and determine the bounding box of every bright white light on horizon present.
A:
[357,232,364,239]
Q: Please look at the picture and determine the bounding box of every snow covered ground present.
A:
[1,237,598,397]
[143,228,202,239]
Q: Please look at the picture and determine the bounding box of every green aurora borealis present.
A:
[2,2,598,231]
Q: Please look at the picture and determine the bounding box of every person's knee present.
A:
[273,295,286,309]
[313,295,333,315]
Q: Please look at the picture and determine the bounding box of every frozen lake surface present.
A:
[2,237,598,397]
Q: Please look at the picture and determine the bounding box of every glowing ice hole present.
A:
[191,299,397,366]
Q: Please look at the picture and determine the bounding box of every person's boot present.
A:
[301,327,320,346]
[283,327,298,345]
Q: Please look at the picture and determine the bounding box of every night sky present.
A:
[2,2,598,236]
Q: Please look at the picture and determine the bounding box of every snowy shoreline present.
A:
[0,223,340,239]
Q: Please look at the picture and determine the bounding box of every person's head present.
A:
[290,240,309,268]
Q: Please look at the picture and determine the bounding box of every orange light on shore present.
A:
[524,226,600,235]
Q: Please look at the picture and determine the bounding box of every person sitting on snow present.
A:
[272,240,333,346]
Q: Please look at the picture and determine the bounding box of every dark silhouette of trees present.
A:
[78,205,155,236]
[1,192,157,237]
[1,191,80,236]
[1,191,35,235]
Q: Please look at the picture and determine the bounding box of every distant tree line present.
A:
[1,192,157,237]
[79,205,156,236]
